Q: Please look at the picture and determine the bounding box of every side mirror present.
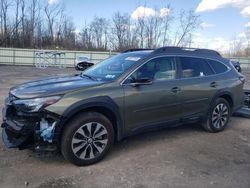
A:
[130,77,153,87]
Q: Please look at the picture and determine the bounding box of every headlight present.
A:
[13,96,62,112]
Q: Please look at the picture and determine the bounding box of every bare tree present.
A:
[136,17,146,48]
[19,0,26,47]
[112,12,135,50]
[244,26,250,57]
[44,3,63,43]
[28,0,39,47]
[12,0,20,46]
[90,17,109,50]
[0,1,205,51]
[230,36,244,57]
[144,13,163,48]
[162,5,173,46]
[175,9,200,47]
[60,17,76,49]
[34,0,43,48]
[81,23,93,50]
[0,0,12,46]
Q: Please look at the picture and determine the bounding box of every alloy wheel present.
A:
[71,122,108,160]
[212,103,229,129]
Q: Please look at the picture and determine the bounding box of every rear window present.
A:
[207,59,228,74]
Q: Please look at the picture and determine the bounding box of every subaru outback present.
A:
[1,47,245,166]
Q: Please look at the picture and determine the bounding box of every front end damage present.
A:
[1,93,61,151]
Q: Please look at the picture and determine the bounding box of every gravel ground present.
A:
[0,65,249,188]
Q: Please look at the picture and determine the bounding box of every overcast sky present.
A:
[49,0,250,51]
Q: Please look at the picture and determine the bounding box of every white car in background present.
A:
[74,56,94,71]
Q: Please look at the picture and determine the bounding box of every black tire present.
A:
[202,98,231,133]
[61,112,114,166]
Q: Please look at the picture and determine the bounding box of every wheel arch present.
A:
[55,96,124,143]
[210,90,234,112]
[219,94,233,109]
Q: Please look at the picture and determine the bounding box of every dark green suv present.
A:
[1,47,245,166]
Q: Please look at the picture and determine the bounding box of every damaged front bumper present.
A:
[1,119,34,149]
[1,95,61,151]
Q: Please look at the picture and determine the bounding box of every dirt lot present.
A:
[0,65,249,188]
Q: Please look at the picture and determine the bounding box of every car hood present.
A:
[10,75,105,99]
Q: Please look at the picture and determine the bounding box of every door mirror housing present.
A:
[130,77,153,87]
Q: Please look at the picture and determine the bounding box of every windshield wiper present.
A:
[81,74,97,81]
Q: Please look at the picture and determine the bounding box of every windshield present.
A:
[82,52,149,81]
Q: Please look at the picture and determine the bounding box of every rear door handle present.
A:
[171,87,181,93]
[210,82,218,88]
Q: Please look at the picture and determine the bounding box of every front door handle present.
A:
[210,82,218,88]
[171,87,181,93]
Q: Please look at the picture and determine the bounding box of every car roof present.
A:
[122,47,227,62]
[122,46,222,59]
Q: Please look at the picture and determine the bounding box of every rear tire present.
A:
[61,112,114,166]
[202,98,231,133]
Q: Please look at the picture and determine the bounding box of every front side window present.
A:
[125,56,177,83]
[180,57,214,78]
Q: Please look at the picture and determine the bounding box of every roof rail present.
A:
[195,49,221,57]
[122,48,153,53]
[153,46,221,57]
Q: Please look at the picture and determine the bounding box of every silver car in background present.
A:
[74,56,94,71]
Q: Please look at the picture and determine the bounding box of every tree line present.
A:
[226,28,250,57]
[0,0,202,51]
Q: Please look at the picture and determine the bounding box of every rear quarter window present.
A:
[207,59,229,74]
[179,57,214,78]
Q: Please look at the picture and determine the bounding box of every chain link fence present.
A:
[229,57,250,70]
[1,47,250,70]
[0,47,117,68]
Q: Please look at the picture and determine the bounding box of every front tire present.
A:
[61,112,114,166]
[202,98,231,133]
